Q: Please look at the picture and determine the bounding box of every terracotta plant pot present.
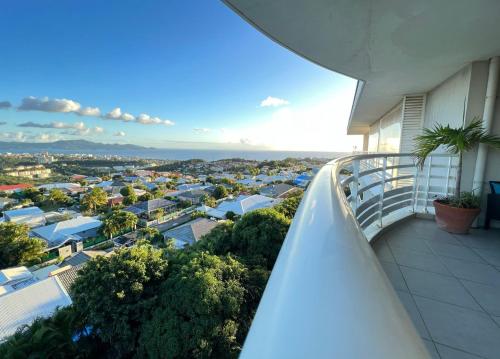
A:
[433,200,480,234]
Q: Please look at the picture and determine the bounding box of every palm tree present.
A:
[81,187,107,214]
[414,119,500,198]
[103,217,119,239]
[139,227,160,241]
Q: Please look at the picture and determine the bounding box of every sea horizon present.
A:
[0,147,351,162]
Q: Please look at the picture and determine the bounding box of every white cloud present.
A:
[1,131,27,142]
[114,131,126,137]
[77,106,101,117]
[18,96,81,113]
[260,96,290,107]
[17,96,102,119]
[136,113,174,126]
[193,128,211,133]
[18,121,86,129]
[63,126,104,136]
[105,107,124,120]
[121,112,135,122]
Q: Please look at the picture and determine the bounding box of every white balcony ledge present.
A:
[241,154,435,358]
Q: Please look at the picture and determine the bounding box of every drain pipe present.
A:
[472,56,499,196]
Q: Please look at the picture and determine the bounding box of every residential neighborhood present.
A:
[0,154,315,342]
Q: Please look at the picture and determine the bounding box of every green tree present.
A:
[48,189,71,206]
[213,185,228,200]
[123,192,138,206]
[138,192,154,202]
[71,243,168,356]
[225,211,237,221]
[230,209,290,269]
[120,185,134,197]
[0,222,46,269]
[0,307,101,359]
[138,252,246,359]
[274,192,304,219]
[139,227,162,242]
[201,195,217,207]
[81,187,107,214]
[103,210,138,239]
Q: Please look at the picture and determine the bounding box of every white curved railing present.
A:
[240,153,457,359]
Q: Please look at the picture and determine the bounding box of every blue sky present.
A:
[0,1,360,151]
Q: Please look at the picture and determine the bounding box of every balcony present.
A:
[241,153,500,359]
[375,218,500,358]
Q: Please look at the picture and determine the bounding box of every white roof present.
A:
[36,183,81,190]
[0,277,72,341]
[216,194,278,216]
[96,180,113,188]
[32,216,102,248]
[4,206,43,219]
[0,267,32,286]
[32,265,60,280]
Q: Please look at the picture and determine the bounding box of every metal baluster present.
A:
[378,156,387,228]
[424,156,433,213]
[445,156,452,196]
[351,159,360,214]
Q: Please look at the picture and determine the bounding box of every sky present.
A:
[0,1,361,152]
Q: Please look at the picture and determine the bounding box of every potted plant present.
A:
[414,119,500,234]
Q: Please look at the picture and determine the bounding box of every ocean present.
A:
[5,147,349,161]
[100,148,349,161]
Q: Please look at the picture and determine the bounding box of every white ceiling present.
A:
[224,0,500,134]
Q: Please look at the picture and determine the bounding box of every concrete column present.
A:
[472,56,499,195]
[362,133,369,152]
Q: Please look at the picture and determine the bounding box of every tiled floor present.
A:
[373,218,500,359]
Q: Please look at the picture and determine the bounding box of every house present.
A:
[293,174,313,187]
[0,184,32,194]
[155,176,173,184]
[0,266,33,289]
[31,216,102,250]
[215,194,280,217]
[177,190,207,205]
[124,198,176,218]
[54,264,85,293]
[163,218,219,248]
[0,276,72,341]
[0,197,17,210]
[107,194,124,206]
[3,206,46,228]
[84,176,102,184]
[195,205,226,219]
[237,178,263,188]
[176,183,206,191]
[36,183,81,192]
[259,183,301,198]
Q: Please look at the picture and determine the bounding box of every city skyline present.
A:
[0,1,361,152]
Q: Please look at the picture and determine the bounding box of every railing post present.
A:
[378,156,387,228]
[445,156,452,196]
[351,159,360,213]
[411,161,419,213]
[424,156,433,213]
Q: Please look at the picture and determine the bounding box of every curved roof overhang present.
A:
[224,0,500,134]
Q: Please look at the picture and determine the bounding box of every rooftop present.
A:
[0,276,72,341]
[31,216,102,248]
[374,218,500,359]
[163,218,219,246]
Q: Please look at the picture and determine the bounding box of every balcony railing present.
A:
[240,153,457,359]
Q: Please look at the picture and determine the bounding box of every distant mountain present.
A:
[0,139,152,152]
